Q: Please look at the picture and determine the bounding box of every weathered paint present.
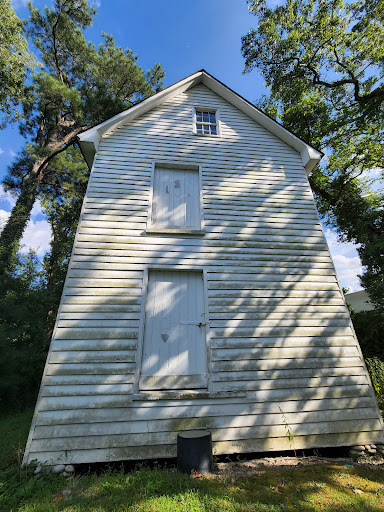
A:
[23,81,384,465]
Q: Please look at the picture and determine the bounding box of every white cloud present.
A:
[1,185,45,218]
[0,186,51,256]
[20,217,51,255]
[89,0,101,7]
[0,209,10,231]
[361,167,383,185]
[11,0,28,9]
[0,186,16,210]
[332,253,363,293]
[31,198,45,217]
[0,209,51,255]
[0,148,4,155]
[366,167,382,178]
[324,229,363,292]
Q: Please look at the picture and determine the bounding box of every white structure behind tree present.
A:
[23,70,384,465]
[345,290,375,313]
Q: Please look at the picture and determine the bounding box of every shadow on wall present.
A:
[27,92,383,465]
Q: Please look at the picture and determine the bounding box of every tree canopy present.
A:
[242,0,384,310]
[0,0,164,272]
[0,0,35,127]
[0,0,164,411]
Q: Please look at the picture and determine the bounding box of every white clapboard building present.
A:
[23,70,384,465]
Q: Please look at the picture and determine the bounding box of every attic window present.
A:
[194,109,219,136]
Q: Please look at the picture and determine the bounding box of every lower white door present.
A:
[140,270,207,390]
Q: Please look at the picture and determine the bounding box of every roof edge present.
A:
[78,70,204,157]
[78,69,323,173]
[199,72,322,173]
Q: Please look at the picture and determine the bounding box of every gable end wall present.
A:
[23,84,384,465]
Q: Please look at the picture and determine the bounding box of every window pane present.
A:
[195,109,218,135]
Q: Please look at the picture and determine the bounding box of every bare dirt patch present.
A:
[213,454,384,479]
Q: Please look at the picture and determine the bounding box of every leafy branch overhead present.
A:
[242,0,384,310]
[0,0,164,271]
[243,0,384,101]
[0,0,36,128]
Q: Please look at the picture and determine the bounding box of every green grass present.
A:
[1,410,384,511]
[0,409,34,469]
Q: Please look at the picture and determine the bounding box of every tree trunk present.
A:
[0,127,87,274]
[0,162,43,273]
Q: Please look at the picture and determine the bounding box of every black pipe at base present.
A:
[177,430,213,474]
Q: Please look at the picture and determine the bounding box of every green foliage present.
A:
[243,0,384,135]
[242,0,384,310]
[279,407,296,456]
[351,309,384,360]
[21,0,164,138]
[351,308,384,406]
[0,409,33,469]
[0,252,49,411]
[0,0,35,128]
[0,147,88,411]
[0,0,164,272]
[365,358,384,409]
[0,463,66,511]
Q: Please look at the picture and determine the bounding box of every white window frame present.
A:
[146,161,205,234]
[192,107,221,137]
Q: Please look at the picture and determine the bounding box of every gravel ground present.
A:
[212,454,384,479]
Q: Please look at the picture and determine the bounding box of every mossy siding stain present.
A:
[23,82,384,465]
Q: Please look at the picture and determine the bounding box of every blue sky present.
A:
[0,0,364,291]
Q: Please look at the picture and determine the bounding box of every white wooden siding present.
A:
[23,83,384,465]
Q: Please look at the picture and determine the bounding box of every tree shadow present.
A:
[23,81,384,467]
[14,461,384,512]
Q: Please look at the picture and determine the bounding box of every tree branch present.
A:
[38,125,90,176]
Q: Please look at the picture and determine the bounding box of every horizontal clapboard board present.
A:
[24,81,384,466]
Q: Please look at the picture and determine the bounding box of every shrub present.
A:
[365,357,384,409]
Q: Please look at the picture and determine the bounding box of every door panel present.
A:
[140,270,207,390]
[152,167,200,228]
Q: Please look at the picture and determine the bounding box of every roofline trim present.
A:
[77,69,323,173]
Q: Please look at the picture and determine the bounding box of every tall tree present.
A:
[0,146,88,410]
[40,146,89,334]
[0,0,35,127]
[0,0,164,272]
[241,0,384,309]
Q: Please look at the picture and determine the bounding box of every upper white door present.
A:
[151,166,200,229]
[140,270,207,390]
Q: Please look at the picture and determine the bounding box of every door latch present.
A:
[180,322,206,327]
